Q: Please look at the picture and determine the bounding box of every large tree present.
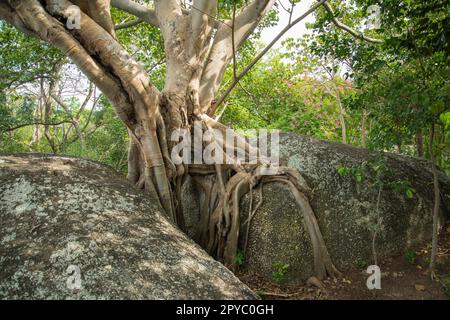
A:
[1,0,379,279]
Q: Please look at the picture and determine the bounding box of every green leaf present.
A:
[355,173,363,183]
[406,188,415,199]
[429,100,445,114]
[337,166,348,175]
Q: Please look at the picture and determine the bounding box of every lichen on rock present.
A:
[0,154,257,300]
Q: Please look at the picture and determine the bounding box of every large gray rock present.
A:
[183,133,450,284]
[0,154,256,299]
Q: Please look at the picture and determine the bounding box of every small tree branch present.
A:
[199,0,277,111]
[111,0,159,27]
[115,18,143,30]
[211,0,327,115]
[322,2,383,44]
[1,121,72,133]
[50,93,85,149]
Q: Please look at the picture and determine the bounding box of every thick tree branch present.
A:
[46,0,162,121]
[0,1,37,37]
[198,0,276,112]
[322,2,383,44]
[155,0,182,21]
[154,0,193,92]
[231,1,237,80]
[111,0,159,28]
[189,0,218,58]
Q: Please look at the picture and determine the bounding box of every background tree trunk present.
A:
[415,130,424,157]
[361,110,367,148]
[428,117,441,276]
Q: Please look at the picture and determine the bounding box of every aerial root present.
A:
[191,159,341,279]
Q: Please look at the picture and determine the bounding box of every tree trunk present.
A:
[361,110,367,148]
[43,79,57,154]
[335,90,347,144]
[415,130,424,158]
[428,117,440,276]
[1,0,340,280]
[396,142,402,153]
[30,82,43,147]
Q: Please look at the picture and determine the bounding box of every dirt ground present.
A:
[237,224,450,300]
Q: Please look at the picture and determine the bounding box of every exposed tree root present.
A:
[187,120,341,280]
[127,112,340,281]
[307,276,326,290]
[191,165,341,279]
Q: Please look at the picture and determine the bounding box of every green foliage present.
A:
[271,262,289,284]
[390,181,416,199]
[337,153,420,200]
[0,23,63,91]
[443,277,450,297]
[404,249,417,265]
[233,249,246,266]
[221,47,358,144]
[337,165,365,184]
[305,0,449,174]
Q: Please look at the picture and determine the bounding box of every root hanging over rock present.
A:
[126,111,340,281]
[190,164,341,280]
[185,117,341,280]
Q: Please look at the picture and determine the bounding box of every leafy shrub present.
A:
[443,277,450,297]
[404,249,417,264]
[271,262,289,284]
[233,250,245,266]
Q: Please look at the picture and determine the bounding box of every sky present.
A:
[260,0,315,47]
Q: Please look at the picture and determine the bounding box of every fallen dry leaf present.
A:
[342,278,352,284]
[414,284,426,291]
